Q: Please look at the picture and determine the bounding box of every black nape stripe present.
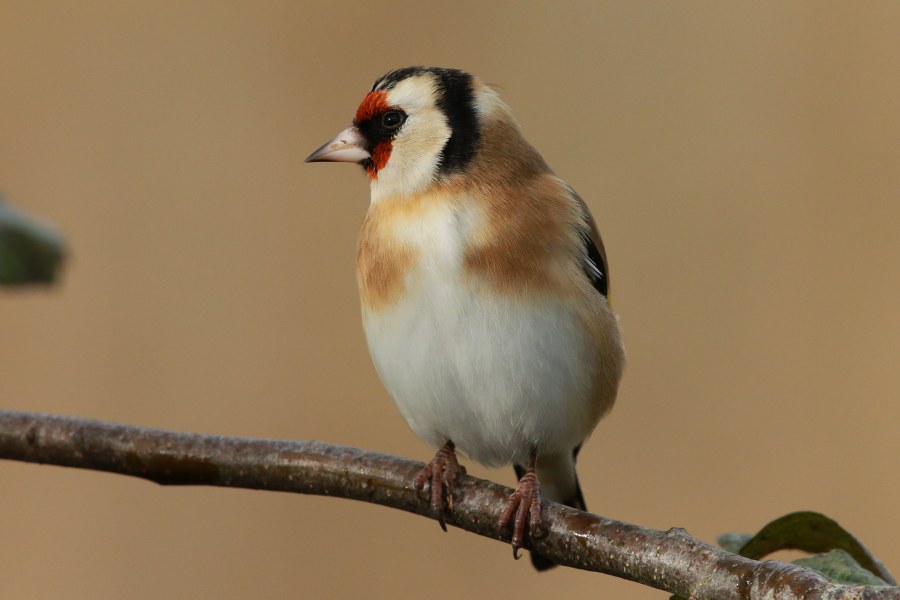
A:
[373,66,481,175]
[432,69,480,175]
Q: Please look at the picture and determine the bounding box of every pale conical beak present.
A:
[305,126,370,163]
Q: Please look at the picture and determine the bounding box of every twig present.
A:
[0,409,896,599]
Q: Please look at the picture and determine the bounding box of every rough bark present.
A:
[0,410,896,599]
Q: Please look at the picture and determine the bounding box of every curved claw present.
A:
[413,441,460,531]
[499,451,543,560]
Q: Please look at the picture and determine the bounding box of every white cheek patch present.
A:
[373,76,452,201]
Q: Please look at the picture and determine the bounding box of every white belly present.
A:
[362,263,604,467]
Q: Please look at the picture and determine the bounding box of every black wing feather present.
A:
[580,229,608,297]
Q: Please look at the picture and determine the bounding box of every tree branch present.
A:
[0,409,896,599]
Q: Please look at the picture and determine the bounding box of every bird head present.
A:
[306,67,484,200]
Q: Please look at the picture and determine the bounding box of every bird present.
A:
[306,66,624,570]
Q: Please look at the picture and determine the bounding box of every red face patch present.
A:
[354,90,389,124]
[354,90,394,179]
[368,141,391,178]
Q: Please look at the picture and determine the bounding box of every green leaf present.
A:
[737,511,895,585]
[794,550,888,586]
[717,532,752,554]
[0,197,65,286]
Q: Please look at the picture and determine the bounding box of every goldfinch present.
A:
[307,66,624,570]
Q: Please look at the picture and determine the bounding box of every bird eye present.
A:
[381,110,405,129]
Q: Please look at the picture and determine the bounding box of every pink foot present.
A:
[414,441,463,531]
[499,451,543,559]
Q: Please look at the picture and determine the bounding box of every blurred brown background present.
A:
[2,2,899,598]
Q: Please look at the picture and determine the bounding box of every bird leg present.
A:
[413,440,462,531]
[499,449,543,559]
